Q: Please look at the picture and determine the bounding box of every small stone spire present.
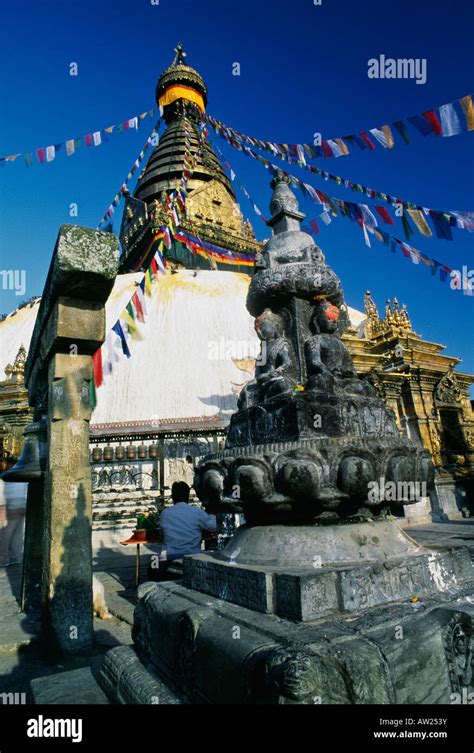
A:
[267,169,305,235]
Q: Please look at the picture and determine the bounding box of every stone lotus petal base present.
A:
[195,434,434,524]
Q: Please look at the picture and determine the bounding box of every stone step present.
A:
[100,646,182,704]
[31,666,110,705]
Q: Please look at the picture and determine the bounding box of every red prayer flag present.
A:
[374,206,395,225]
[316,189,329,204]
[423,110,443,135]
[360,132,375,150]
[150,257,159,278]
[310,219,320,235]
[92,349,104,388]
[321,141,333,158]
[132,291,145,323]
[36,147,46,164]
[85,134,93,147]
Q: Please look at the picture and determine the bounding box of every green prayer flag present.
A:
[401,212,414,241]
[393,121,411,145]
[89,379,97,410]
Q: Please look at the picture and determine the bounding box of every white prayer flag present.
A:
[362,223,371,247]
[93,131,102,146]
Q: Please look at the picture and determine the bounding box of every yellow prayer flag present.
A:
[121,311,140,340]
[381,125,394,148]
[459,95,474,131]
[407,209,433,238]
[334,138,350,156]
[145,269,153,296]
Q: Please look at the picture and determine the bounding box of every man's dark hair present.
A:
[171,481,190,503]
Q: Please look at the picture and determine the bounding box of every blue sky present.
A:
[0,0,473,380]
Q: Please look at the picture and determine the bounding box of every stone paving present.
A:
[0,519,472,703]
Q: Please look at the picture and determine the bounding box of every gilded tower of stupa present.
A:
[119,44,261,274]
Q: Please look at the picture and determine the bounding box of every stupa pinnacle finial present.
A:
[172,43,187,66]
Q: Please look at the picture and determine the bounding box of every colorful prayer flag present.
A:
[359,132,375,150]
[459,95,474,131]
[393,121,411,144]
[439,103,462,137]
[374,206,395,226]
[407,209,432,237]
[112,322,131,358]
[429,211,453,240]
[407,115,433,136]
[423,110,443,135]
[92,349,104,388]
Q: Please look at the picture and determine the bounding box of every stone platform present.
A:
[99,520,474,705]
[182,521,473,621]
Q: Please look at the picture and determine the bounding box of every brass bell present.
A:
[1,419,47,481]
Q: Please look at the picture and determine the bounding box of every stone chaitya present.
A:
[100,173,474,706]
[194,171,434,524]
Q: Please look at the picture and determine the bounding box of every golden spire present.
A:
[4,344,27,382]
[364,291,382,339]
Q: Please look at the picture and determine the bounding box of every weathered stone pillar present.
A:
[24,225,118,655]
[21,478,45,613]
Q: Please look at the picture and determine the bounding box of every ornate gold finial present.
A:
[385,299,394,326]
[4,344,27,382]
[172,43,187,66]
[364,291,383,339]
[383,298,412,331]
[400,303,412,330]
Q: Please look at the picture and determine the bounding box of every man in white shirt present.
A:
[159,482,217,561]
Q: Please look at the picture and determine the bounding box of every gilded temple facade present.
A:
[344,293,474,519]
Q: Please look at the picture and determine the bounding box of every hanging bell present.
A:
[1,419,47,482]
